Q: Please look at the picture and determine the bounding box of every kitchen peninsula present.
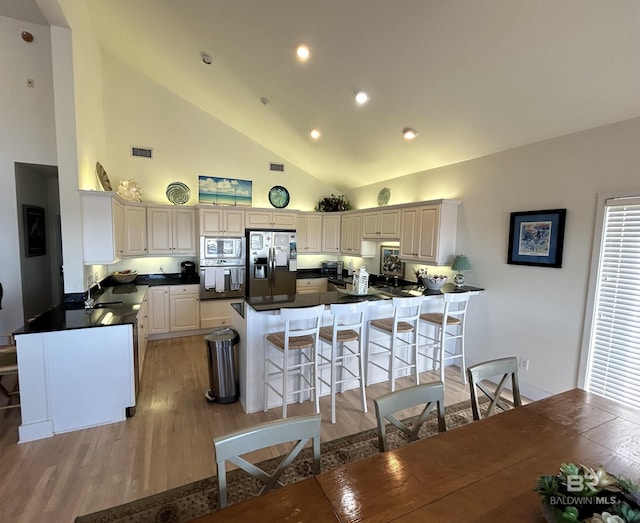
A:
[231,281,482,413]
[12,284,148,443]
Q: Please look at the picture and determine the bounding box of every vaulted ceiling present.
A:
[5,0,640,190]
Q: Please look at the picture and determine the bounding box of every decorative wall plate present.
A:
[96,162,112,191]
[377,187,391,206]
[268,185,290,208]
[166,182,191,205]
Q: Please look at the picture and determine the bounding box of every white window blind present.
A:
[585,197,640,409]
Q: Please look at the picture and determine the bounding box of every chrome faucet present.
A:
[85,281,102,309]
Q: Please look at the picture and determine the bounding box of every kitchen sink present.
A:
[92,301,124,308]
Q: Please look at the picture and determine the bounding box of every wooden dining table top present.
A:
[191,388,640,522]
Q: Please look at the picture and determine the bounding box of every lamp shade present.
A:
[452,255,472,271]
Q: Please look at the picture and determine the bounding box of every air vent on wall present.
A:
[269,162,284,172]
[132,147,153,158]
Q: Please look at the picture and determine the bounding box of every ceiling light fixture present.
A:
[309,129,322,140]
[296,44,310,62]
[201,51,212,65]
[402,127,418,140]
[354,90,369,105]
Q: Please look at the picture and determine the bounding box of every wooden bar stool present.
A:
[263,304,325,418]
[367,296,423,392]
[318,301,368,424]
[418,292,473,387]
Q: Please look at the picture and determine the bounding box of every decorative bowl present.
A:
[422,276,448,290]
[112,271,137,284]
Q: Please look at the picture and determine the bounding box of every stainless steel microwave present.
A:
[199,237,244,261]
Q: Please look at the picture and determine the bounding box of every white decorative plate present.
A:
[166,182,190,205]
[377,187,391,206]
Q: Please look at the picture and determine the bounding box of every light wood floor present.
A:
[0,334,475,522]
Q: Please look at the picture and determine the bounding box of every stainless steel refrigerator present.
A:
[246,230,298,297]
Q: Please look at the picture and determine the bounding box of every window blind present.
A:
[585,197,640,409]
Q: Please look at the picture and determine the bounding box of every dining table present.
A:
[190,388,640,522]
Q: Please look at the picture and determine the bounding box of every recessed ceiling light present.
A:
[201,51,212,65]
[402,127,418,140]
[310,128,322,140]
[296,44,310,62]
[354,90,369,105]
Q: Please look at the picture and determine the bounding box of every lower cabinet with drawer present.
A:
[148,284,201,338]
[296,278,328,294]
[169,285,200,331]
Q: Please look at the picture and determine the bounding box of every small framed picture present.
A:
[507,209,566,268]
[380,246,403,276]
[24,205,46,257]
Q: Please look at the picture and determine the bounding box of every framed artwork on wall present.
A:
[24,205,46,257]
[507,208,566,268]
[198,176,253,206]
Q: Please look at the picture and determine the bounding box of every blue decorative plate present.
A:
[166,182,190,205]
[269,186,290,208]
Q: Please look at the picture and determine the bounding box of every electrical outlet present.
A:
[519,358,530,371]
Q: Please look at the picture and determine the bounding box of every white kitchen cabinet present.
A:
[340,213,362,255]
[147,207,196,255]
[169,285,200,331]
[297,212,323,254]
[200,298,243,329]
[296,278,328,294]
[245,209,297,230]
[137,292,149,379]
[321,214,341,254]
[147,286,170,335]
[199,208,245,236]
[362,208,401,239]
[399,200,460,265]
[80,191,125,264]
[124,204,147,256]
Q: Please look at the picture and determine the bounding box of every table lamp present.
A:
[451,255,471,288]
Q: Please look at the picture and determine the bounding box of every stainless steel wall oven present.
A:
[199,236,246,299]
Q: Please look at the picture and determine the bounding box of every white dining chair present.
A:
[467,357,523,420]
[374,381,446,452]
[213,414,321,508]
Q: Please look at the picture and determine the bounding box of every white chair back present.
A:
[467,357,523,420]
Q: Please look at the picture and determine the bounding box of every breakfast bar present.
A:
[231,283,482,413]
[191,389,640,522]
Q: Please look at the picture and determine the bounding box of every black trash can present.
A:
[204,328,240,403]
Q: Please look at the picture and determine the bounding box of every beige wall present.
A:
[100,54,337,211]
[349,118,640,398]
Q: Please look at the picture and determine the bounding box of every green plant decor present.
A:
[315,194,352,212]
[535,463,640,522]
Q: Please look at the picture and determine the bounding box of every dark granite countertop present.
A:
[244,283,484,312]
[13,284,149,335]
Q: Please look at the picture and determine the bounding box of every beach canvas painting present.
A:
[198,176,252,206]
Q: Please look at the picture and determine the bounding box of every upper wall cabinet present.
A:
[81,191,124,264]
[123,204,147,256]
[340,212,363,255]
[245,209,297,230]
[199,208,245,236]
[147,207,196,255]
[362,209,401,240]
[297,212,323,254]
[399,200,460,265]
[321,214,341,254]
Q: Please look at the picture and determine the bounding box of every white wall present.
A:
[100,55,337,211]
[0,16,57,338]
[349,118,640,399]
